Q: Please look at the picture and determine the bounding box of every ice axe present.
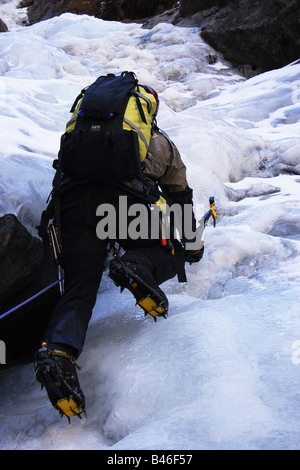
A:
[205,196,217,226]
[184,196,217,253]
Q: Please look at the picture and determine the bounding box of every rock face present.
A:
[180,0,230,15]
[18,0,300,75]
[0,214,48,311]
[179,0,300,75]
[18,0,176,24]
[0,214,59,367]
[0,18,8,32]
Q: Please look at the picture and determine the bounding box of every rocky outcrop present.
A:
[178,0,300,76]
[0,214,59,367]
[180,0,230,16]
[0,18,8,32]
[18,0,300,76]
[0,214,47,310]
[18,0,176,24]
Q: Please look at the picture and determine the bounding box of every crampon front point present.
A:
[55,397,85,421]
[136,294,167,320]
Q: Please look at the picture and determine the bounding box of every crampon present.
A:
[109,258,168,321]
[34,342,86,422]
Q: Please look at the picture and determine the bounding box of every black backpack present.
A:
[58,71,158,183]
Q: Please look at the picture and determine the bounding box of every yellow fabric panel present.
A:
[65,97,84,133]
[123,87,157,161]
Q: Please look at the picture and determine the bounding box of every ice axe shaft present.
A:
[204,196,217,226]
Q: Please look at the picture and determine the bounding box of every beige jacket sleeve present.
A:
[143,129,197,242]
[143,131,189,194]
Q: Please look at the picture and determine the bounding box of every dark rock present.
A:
[0,214,59,367]
[179,0,231,16]
[18,0,63,24]
[141,6,181,29]
[178,0,300,75]
[18,0,176,24]
[0,18,8,32]
[0,214,47,309]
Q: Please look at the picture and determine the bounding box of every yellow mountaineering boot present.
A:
[34,342,85,421]
[109,258,168,320]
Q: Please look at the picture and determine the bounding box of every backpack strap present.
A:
[70,88,87,113]
[123,117,149,150]
[132,90,147,124]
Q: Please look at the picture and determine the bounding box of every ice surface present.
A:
[0,1,300,450]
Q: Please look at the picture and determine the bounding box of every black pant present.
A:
[44,183,182,356]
